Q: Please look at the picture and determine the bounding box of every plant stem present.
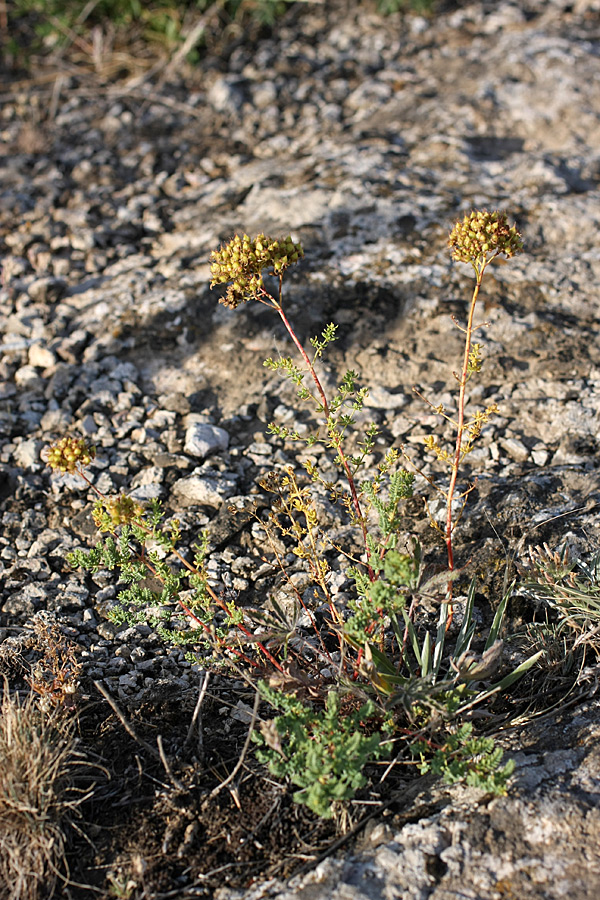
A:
[75,466,286,672]
[445,263,486,616]
[274,296,375,581]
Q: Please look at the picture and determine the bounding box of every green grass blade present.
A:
[421,631,431,677]
[459,650,544,712]
[488,650,544,692]
[485,586,510,650]
[432,599,449,679]
[402,609,422,667]
[367,643,398,677]
[454,577,477,659]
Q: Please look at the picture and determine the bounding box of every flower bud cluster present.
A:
[210,233,304,308]
[448,210,523,266]
[93,493,144,529]
[46,437,95,474]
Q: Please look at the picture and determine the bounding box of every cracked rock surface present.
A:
[222,702,600,900]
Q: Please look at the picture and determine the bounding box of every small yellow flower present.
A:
[93,494,145,530]
[423,435,451,463]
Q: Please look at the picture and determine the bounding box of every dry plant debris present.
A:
[0,687,91,900]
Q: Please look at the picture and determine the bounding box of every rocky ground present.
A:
[1,0,600,897]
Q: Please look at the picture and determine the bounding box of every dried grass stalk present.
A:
[0,687,84,900]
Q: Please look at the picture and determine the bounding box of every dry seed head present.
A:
[210,233,304,308]
[46,436,95,474]
[448,210,523,266]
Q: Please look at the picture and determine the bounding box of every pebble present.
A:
[28,344,57,368]
[171,470,238,507]
[366,386,409,410]
[499,437,530,463]
[27,276,67,303]
[184,422,230,459]
[12,438,43,468]
[1,4,599,893]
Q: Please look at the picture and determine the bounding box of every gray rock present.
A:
[171,470,238,507]
[39,408,72,433]
[14,364,43,390]
[0,382,17,400]
[208,75,246,113]
[365,386,409,410]
[159,392,191,415]
[28,276,67,303]
[129,483,164,501]
[2,583,47,615]
[96,621,119,640]
[500,437,530,463]
[184,422,230,459]
[12,437,44,468]
[28,343,57,368]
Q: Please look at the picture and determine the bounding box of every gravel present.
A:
[2,0,600,895]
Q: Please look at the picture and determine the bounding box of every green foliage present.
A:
[310,322,338,358]
[518,545,600,664]
[45,212,538,822]
[14,0,166,50]
[67,498,240,657]
[361,468,415,539]
[345,548,419,645]
[264,356,311,403]
[9,0,440,71]
[411,722,515,794]
[9,0,297,63]
[254,684,387,818]
[376,0,435,13]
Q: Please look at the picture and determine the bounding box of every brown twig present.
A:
[184,671,210,759]
[93,680,160,761]
[157,734,185,791]
[209,689,260,799]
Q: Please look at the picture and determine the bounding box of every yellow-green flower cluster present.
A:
[46,437,95,474]
[210,234,304,308]
[448,210,523,266]
[93,494,144,530]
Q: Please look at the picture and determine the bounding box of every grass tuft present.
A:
[0,686,88,900]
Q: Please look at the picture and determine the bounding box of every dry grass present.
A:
[0,686,89,900]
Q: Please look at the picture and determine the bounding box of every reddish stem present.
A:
[76,466,286,672]
[445,264,485,620]
[275,301,375,582]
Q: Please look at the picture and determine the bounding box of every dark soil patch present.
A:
[64,682,340,898]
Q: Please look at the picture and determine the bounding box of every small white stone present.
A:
[367,386,408,410]
[12,438,44,468]
[28,344,56,368]
[184,423,229,460]
[130,484,164,501]
[500,437,529,463]
[531,447,549,467]
[171,471,237,507]
[40,408,72,432]
[14,364,42,388]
